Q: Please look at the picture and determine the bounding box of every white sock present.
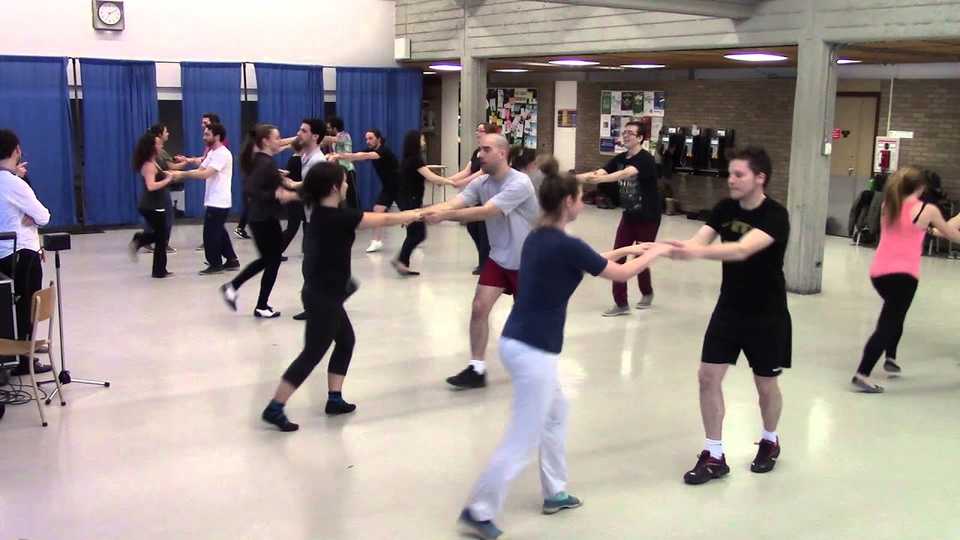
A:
[469,360,486,375]
[762,430,779,444]
[705,438,724,459]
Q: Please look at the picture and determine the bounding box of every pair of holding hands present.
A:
[621,241,702,260]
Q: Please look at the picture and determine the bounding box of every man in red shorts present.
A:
[424,134,540,389]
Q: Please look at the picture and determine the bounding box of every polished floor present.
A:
[1,208,958,540]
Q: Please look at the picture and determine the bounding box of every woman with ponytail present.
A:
[260,162,423,431]
[219,124,288,318]
[457,167,672,539]
[852,165,960,393]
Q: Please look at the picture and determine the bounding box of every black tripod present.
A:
[40,234,109,404]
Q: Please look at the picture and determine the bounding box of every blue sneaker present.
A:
[542,492,583,515]
[457,508,503,539]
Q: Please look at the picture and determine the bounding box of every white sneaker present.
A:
[254,307,281,319]
[366,240,384,253]
[220,284,238,312]
[602,305,630,317]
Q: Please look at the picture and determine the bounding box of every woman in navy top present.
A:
[458,166,673,539]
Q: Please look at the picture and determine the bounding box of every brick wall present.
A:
[576,80,796,211]
[879,79,960,197]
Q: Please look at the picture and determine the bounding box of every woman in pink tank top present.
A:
[853,166,960,393]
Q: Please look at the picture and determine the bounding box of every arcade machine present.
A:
[657,126,685,178]
[675,126,704,174]
[701,128,735,176]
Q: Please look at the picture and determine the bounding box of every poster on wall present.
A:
[873,136,900,174]
[487,88,538,149]
[599,89,665,155]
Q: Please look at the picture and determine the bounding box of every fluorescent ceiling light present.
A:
[522,62,557,67]
[422,71,437,75]
[836,59,863,65]
[595,66,625,71]
[428,64,462,71]
[723,53,789,62]
[495,68,529,73]
[548,59,600,67]
[621,64,667,69]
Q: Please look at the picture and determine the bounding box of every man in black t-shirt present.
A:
[577,121,662,316]
[327,129,399,253]
[666,146,791,486]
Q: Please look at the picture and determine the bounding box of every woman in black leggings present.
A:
[391,130,454,276]
[261,162,423,431]
[852,166,960,393]
[220,124,289,318]
[129,132,184,278]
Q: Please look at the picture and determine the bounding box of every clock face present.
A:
[98,2,122,26]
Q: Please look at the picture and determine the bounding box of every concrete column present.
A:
[441,74,461,174]
[459,56,487,166]
[784,37,838,294]
[554,80,578,171]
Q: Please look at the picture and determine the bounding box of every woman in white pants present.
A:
[458,166,673,539]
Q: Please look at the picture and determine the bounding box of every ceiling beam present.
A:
[543,0,756,19]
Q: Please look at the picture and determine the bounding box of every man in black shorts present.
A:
[667,146,791,485]
[328,129,399,253]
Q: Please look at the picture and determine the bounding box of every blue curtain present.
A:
[181,62,242,216]
[0,56,77,226]
[254,63,324,165]
[337,68,423,210]
[80,59,158,225]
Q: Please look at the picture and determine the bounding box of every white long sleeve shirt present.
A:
[0,170,50,258]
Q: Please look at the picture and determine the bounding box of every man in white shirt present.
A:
[180,123,239,275]
[0,129,52,376]
[297,118,326,180]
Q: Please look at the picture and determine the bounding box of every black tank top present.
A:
[138,166,171,211]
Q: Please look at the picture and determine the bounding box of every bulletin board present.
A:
[599,90,665,155]
[487,88,538,149]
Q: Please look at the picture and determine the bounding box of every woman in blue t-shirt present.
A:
[457,170,673,539]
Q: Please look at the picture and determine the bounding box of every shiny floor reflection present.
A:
[1,208,958,539]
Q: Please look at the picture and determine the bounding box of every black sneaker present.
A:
[683,451,730,485]
[280,256,289,263]
[292,311,309,321]
[446,366,486,389]
[325,399,357,415]
[11,359,53,377]
[199,266,223,275]
[223,259,241,270]
[261,404,299,432]
[751,439,781,473]
[235,227,250,240]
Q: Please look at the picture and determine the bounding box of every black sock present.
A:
[328,391,343,402]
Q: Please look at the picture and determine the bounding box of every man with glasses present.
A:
[577,121,662,316]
